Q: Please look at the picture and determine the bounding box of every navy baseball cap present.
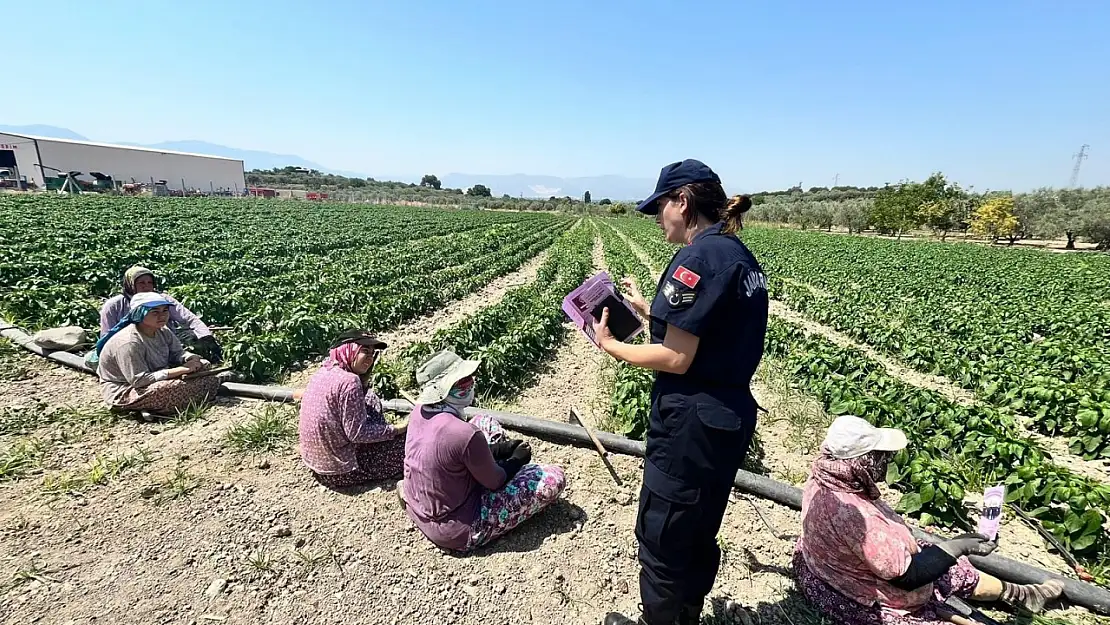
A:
[636,159,722,215]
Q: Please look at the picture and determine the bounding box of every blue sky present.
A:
[5,0,1107,191]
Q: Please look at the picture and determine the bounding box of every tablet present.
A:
[591,294,642,342]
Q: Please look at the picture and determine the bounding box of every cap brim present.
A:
[635,190,667,215]
[415,358,481,404]
[450,358,481,383]
[331,334,388,350]
[873,428,908,452]
[352,336,388,350]
[136,297,173,309]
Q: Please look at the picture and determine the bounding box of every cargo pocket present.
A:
[638,461,701,557]
[695,401,743,432]
[643,459,699,505]
[635,489,670,549]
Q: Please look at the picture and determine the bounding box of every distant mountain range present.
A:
[439,173,654,202]
[0,124,655,200]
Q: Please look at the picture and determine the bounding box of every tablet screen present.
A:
[590,295,641,342]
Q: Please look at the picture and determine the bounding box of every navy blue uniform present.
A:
[636,222,768,623]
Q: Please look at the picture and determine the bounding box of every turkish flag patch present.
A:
[672,265,701,288]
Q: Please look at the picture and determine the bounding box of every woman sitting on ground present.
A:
[99,265,222,363]
[96,293,223,416]
[795,415,1065,625]
[402,349,566,552]
[298,330,407,489]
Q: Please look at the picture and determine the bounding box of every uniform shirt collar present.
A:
[693,222,725,242]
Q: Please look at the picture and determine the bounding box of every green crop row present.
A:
[0,195,573,381]
[224,223,567,381]
[739,227,1110,459]
[596,222,656,439]
[376,221,595,400]
[1,195,541,294]
[766,318,1110,560]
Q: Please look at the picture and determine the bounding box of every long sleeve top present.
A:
[97,325,194,405]
[797,479,933,613]
[297,366,399,474]
[99,293,212,339]
[402,407,507,551]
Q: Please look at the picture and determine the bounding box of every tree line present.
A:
[243,168,637,215]
[749,173,1110,250]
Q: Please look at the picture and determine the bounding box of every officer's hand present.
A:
[593,308,617,350]
[620,278,649,318]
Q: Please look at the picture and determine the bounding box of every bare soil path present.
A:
[505,232,609,428]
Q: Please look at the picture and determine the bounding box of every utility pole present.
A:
[1069,144,1089,188]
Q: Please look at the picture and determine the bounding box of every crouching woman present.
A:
[402,350,566,552]
[795,415,1065,625]
[96,293,222,415]
[298,330,407,488]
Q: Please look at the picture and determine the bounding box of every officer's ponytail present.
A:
[671,183,752,234]
[721,194,753,234]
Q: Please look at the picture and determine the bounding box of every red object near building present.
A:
[248,187,277,198]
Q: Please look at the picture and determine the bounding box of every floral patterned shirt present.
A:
[798,479,933,612]
[297,366,397,475]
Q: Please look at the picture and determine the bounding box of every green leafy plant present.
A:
[225,404,297,454]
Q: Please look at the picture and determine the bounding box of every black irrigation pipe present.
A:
[3,324,1109,614]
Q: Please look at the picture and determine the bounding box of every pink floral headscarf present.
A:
[809,447,894,501]
[324,342,363,373]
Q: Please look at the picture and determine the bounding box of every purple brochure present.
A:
[562,271,644,348]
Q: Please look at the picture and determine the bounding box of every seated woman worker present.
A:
[402,350,566,552]
[298,330,406,489]
[99,265,222,363]
[96,292,223,416]
[795,415,1065,625]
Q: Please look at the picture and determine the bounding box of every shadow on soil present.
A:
[706,591,832,625]
[469,499,588,555]
[323,480,587,554]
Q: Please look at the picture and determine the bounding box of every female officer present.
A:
[594,159,768,625]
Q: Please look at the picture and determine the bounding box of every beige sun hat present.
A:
[415,349,481,404]
[823,415,908,460]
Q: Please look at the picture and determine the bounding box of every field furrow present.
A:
[506,227,609,426]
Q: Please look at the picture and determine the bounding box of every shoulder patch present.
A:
[672,265,701,288]
[661,281,697,309]
[743,271,768,297]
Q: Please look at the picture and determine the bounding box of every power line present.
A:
[1069,144,1089,188]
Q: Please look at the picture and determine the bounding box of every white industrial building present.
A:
[0,132,245,193]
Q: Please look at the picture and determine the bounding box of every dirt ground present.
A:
[1,345,1104,625]
[2,229,1106,625]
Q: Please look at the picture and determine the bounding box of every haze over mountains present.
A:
[0,125,655,200]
